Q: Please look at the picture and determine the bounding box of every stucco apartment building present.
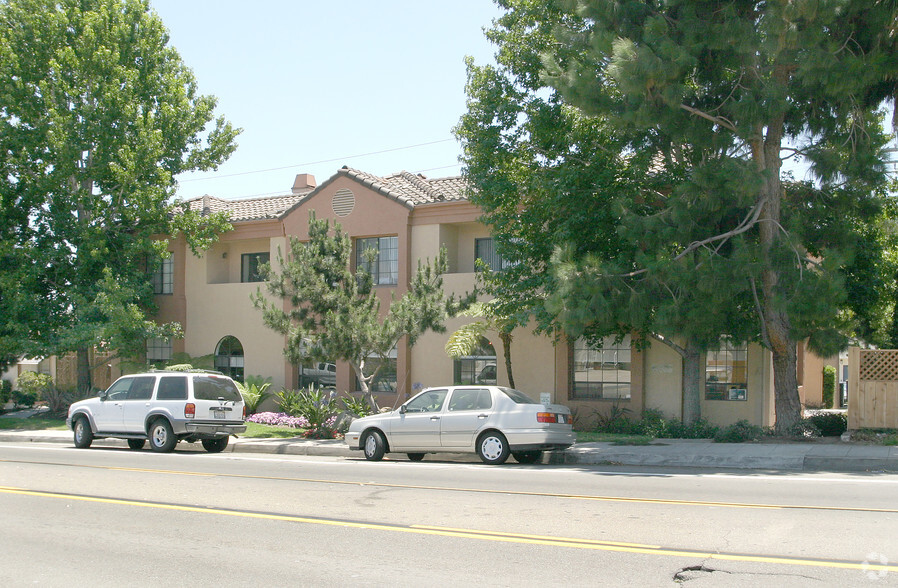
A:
[146,166,833,428]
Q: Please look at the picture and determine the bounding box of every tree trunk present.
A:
[351,361,379,412]
[682,340,702,426]
[499,331,515,389]
[76,347,92,395]
[756,108,802,434]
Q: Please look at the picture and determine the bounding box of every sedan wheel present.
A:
[148,419,177,453]
[477,431,510,465]
[512,450,542,464]
[407,453,425,462]
[363,430,386,461]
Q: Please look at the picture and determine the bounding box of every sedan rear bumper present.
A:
[506,428,575,451]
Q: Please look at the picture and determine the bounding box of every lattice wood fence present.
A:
[848,347,898,429]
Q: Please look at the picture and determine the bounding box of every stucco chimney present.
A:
[201,194,211,216]
[292,173,317,194]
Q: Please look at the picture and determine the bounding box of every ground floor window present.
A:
[298,361,337,389]
[453,337,497,385]
[705,340,747,401]
[214,335,244,383]
[146,337,172,369]
[570,335,632,400]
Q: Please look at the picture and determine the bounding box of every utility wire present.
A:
[179,138,457,183]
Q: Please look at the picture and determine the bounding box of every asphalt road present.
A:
[1,442,897,586]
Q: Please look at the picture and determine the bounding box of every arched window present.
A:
[214,336,244,383]
[453,337,497,385]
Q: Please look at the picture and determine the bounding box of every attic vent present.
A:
[332,188,355,217]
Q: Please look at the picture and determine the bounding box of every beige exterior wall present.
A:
[147,171,811,431]
[643,343,684,417]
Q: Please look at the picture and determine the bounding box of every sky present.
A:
[149,0,503,202]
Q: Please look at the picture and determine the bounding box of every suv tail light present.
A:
[243,405,246,419]
[185,403,196,418]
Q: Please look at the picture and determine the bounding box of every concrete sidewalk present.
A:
[2,428,897,472]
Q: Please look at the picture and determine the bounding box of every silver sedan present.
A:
[345,386,575,464]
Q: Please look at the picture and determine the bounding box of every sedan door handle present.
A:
[430,416,441,421]
[478,414,489,419]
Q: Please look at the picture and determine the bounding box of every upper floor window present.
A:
[570,335,631,400]
[355,236,398,285]
[705,340,748,401]
[241,252,270,283]
[475,238,510,272]
[152,256,173,294]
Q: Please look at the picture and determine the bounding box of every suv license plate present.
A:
[212,410,227,420]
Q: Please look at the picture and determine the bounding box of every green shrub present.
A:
[665,417,719,439]
[638,408,669,437]
[12,390,37,408]
[788,418,821,438]
[276,389,303,416]
[593,402,638,434]
[277,386,339,438]
[714,420,764,443]
[636,408,719,439]
[341,395,373,418]
[237,377,273,415]
[807,411,847,437]
[822,365,837,409]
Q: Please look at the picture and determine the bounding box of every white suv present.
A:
[67,371,246,453]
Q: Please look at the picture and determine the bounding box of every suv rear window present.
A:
[193,375,242,401]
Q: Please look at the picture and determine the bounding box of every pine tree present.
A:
[253,214,474,411]
[487,0,897,432]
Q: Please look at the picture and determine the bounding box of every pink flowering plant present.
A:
[247,412,309,428]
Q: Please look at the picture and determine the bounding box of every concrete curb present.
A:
[2,430,897,472]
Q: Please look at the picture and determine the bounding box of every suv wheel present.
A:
[127,439,146,451]
[73,416,93,449]
[201,437,229,453]
[148,419,177,453]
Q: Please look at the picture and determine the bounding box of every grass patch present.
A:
[241,422,305,439]
[0,417,67,430]
[575,431,654,445]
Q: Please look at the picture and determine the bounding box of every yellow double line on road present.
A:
[1,485,895,574]
[6,458,898,514]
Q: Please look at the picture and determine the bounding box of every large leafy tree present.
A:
[253,214,474,411]
[0,0,238,392]
[457,5,759,424]
[481,0,897,432]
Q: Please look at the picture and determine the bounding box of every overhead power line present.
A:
[179,138,457,183]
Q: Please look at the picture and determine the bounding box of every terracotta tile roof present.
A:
[183,192,310,222]
[184,168,469,223]
[336,167,468,207]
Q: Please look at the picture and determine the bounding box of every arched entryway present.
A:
[214,336,244,383]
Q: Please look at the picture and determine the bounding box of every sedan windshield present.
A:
[500,387,538,404]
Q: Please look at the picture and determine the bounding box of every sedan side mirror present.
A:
[98,391,108,401]
[399,404,408,414]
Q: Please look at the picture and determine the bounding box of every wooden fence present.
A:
[55,350,117,392]
[848,347,898,429]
